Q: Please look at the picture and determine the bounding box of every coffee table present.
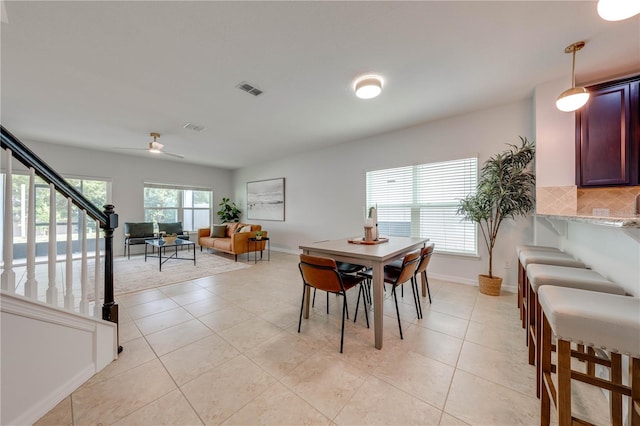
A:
[144,238,196,271]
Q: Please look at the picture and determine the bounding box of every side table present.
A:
[247,237,270,264]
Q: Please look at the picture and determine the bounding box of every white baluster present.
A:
[1,149,16,292]
[64,197,74,309]
[93,219,101,318]
[46,183,58,305]
[79,210,88,314]
[25,168,38,298]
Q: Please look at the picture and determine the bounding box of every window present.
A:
[366,157,478,255]
[3,173,110,259]
[143,183,212,231]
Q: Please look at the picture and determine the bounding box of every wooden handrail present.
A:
[0,125,108,225]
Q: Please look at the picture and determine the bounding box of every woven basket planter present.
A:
[478,274,503,296]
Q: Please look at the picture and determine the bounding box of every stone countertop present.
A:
[535,213,640,228]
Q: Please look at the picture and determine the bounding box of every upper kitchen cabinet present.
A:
[575,74,639,187]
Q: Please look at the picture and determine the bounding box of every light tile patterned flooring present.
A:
[35,252,609,425]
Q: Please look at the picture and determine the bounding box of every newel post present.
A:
[101,204,122,353]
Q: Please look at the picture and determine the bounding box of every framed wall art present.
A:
[247,178,285,221]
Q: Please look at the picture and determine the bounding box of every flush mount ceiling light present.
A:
[354,74,383,99]
[597,0,640,21]
[556,41,590,113]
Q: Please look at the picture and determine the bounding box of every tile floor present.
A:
[35,251,610,425]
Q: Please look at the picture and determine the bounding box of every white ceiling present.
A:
[1,1,639,169]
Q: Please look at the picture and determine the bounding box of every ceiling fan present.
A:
[119,132,184,159]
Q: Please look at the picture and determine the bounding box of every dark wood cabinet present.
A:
[575,74,639,187]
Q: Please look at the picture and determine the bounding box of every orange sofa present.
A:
[197,223,267,261]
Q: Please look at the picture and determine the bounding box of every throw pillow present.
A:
[239,225,252,233]
[210,224,227,238]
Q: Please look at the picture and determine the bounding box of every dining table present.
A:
[299,236,429,349]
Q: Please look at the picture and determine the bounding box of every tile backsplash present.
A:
[537,185,640,217]
[536,186,577,215]
[577,186,640,216]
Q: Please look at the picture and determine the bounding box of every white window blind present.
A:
[366,157,478,255]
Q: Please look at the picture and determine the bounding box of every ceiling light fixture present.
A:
[354,74,383,99]
[597,0,640,21]
[556,41,589,113]
[149,132,162,153]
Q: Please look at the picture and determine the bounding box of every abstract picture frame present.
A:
[247,178,285,221]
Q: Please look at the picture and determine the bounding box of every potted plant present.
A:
[457,137,535,295]
[217,197,242,223]
[255,230,263,240]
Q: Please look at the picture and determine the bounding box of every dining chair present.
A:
[386,243,435,305]
[298,254,369,353]
[359,250,421,339]
[312,261,366,315]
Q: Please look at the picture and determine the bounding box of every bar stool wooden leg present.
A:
[528,282,536,365]
[541,313,553,426]
[632,357,640,426]
[611,353,623,426]
[557,339,572,426]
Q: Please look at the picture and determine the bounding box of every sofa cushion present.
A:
[213,239,232,251]
[159,222,183,235]
[125,222,154,238]
[210,224,227,238]
[239,225,252,233]
[226,223,241,237]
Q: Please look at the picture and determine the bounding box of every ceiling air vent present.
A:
[183,122,206,132]
[236,81,263,97]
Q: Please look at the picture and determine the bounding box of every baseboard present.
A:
[8,364,95,426]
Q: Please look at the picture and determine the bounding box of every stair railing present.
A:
[0,125,121,351]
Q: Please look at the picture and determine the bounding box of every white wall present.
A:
[534,78,576,187]
[233,99,535,290]
[13,140,234,256]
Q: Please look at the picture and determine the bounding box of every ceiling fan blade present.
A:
[162,151,184,159]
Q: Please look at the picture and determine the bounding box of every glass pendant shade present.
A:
[597,0,640,21]
[556,87,590,112]
[556,41,589,113]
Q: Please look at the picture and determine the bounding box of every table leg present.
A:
[193,243,196,265]
[372,261,384,349]
[159,245,162,271]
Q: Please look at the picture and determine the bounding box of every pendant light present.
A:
[556,41,589,112]
[597,0,640,21]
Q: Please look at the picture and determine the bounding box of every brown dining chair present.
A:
[311,261,366,315]
[298,254,369,353]
[387,243,435,305]
[359,250,421,339]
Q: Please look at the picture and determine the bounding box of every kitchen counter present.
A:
[535,213,640,228]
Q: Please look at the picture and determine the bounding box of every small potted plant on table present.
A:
[255,230,264,240]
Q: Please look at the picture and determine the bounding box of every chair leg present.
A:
[391,285,403,339]
[361,285,369,328]
[340,292,347,353]
[312,288,317,307]
[423,271,432,304]
[413,277,423,318]
[298,284,307,333]
[410,276,421,319]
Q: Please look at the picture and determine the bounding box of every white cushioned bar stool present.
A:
[526,264,625,397]
[539,286,640,426]
[518,249,585,330]
[515,245,561,318]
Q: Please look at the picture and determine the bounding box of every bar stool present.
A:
[526,264,625,397]
[515,246,561,316]
[518,249,585,330]
[538,286,640,426]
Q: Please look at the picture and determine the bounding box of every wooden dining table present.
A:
[299,236,429,349]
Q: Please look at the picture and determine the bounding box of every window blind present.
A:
[366,157,477,255]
